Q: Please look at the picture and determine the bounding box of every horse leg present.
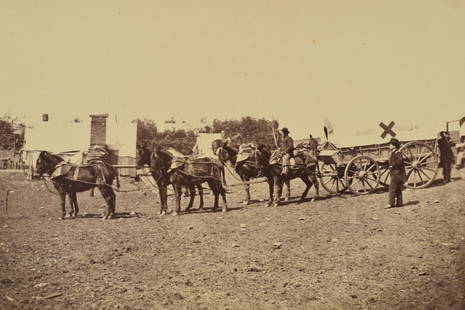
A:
[173,183,183,216]
[158,186,167,216]
[272,176,282,207]
[241,175,251,205]
[284,179,291,202]
[108,187,116,217]
[311,171,320,199]
[186,185,195,212]
[69,191,79,218]
[219,182,228,212]
[197,184,204,210]
[58,190,66,220]
[98,186,114,220]
[67,193,74,217]
[265,178,274,207]
[299,176,312,202]
[208,181,219,210]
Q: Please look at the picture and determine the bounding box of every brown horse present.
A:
[212,139,291,205]
[137,146,227,215]
[255,145,319,207]
[36,151,118,219]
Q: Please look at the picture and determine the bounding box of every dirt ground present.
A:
[0,169,464,310]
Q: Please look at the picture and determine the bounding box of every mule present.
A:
[36,151,118,219]
[137,146,227,215]
[212,139,291,205]
[256,145,320,207]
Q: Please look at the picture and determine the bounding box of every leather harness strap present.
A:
[73,166,80,181]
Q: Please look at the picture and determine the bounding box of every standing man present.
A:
[279,128,294,175]
[388,138,406,208]
[437,131,454,183]
[308,134,319,156]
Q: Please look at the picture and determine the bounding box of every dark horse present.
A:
[36,151,118,219]
[212,139,291,205]
[255,145,319,207]
[137,146,227,215]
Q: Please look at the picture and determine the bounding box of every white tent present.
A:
[22,114,137,178]
[192,133,222,158]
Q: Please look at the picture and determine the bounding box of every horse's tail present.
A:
[115,173,121,189]
[221,165,227,187]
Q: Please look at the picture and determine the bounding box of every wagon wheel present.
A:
[344,155,380,195]
[378,161,391,187]
[399,141,438,189]
[319,162,347,194]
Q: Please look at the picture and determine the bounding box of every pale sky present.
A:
[1,0,465,140]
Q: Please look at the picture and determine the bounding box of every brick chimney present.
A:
[89,114,108,145]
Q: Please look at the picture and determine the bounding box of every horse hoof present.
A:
[284,197,290,202]
[242,201,249,205]
[222,208,227,213]
[172,211,178,216]
[265,203,271,207]
[272,203,279,208]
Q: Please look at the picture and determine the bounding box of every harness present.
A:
[150,152,225,185]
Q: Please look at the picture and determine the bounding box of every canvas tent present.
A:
[22,114,137,178]
[192,133,222,158]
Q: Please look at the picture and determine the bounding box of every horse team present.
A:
[35,140,320,219]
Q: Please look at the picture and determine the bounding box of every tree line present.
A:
[0,115,24,151]
[137,116,279,155]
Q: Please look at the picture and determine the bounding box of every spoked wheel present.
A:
[378,161,391,187]
[399,141,438,189]
[344,155,380,195]
[319,162,347,194]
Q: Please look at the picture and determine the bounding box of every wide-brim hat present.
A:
[390,138,400,147]
[281,127,290,134]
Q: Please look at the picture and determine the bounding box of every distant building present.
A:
[156,116,213,132]
[22,113,137,178]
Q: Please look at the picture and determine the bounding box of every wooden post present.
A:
[271,126,278,148]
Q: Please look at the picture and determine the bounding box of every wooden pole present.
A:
[271,126,278,148]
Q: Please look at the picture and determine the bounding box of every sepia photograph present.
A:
[1,1,465,309]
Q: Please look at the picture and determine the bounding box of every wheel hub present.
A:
[412,160,419,168]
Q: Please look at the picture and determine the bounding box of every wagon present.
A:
[317,138,439,195]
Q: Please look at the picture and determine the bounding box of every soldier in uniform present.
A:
[388,138,406,208]
[279,128,294,175]
[437,131,454,183]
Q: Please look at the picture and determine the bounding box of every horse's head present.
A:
[216,142,238,165]
[255,144,271,170]
[139,145,172,176]
[137,145,151,167]
[36,151,62,177]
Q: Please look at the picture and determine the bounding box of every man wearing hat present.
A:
[388,138,406,208]
[437,131,454,184]
[308,134,319,156]
[279,127,294,175]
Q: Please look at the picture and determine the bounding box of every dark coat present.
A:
[438,137,454,167]
[279,135,294,155]
[389,149,406,182]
